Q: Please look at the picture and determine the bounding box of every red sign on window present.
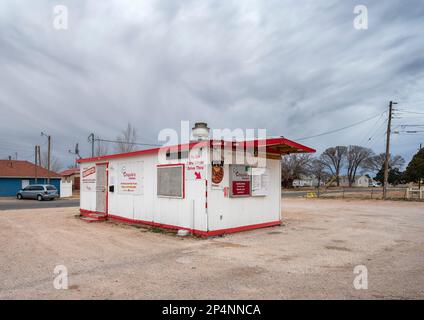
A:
[229,165,251,197]
[232,181,250,196]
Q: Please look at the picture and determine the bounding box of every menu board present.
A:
[229,165,251,197]
[81,165,96,192]
[251,168,269,196]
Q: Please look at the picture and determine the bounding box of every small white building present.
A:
[292,175,321,188]
[339,175,370,187]
[77,126,314,237]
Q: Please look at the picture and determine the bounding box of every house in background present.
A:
[0,160,61,196]
[59,167,80,191]
[339,175,370,187]
[292,175,322,188]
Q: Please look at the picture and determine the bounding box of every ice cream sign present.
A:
[117,162,143,194]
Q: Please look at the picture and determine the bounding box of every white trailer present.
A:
[78,137,314,236]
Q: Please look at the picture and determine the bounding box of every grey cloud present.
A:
[0,0,423,169]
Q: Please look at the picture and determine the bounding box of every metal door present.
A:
[96,164,107,213]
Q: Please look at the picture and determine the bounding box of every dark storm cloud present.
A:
[0,0,423,169]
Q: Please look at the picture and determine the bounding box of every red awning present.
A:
[77,137,315,163]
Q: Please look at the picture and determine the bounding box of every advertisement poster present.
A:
[251,168,269,197]
[186,148,206,181]
[81,166,96,192]
[211,160,224,189]
[117,161,143,195]
[230,165,251,197]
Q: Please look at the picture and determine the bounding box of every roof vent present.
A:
[192,122,210,141]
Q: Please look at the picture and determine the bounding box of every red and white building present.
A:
[77,129,314,236]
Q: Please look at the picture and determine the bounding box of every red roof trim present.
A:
[77,138,315,163]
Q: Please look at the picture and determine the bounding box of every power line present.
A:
[360,111,387,145]
[94,137,161,147]
[396,110,424,115]
[295,113,381,141]
[366,119,388,148]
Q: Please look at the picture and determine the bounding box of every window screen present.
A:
[157,165,184,198]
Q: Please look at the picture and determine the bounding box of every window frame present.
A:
[156,163,185,199]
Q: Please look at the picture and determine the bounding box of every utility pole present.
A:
[37,145,41,167]
[383,101,397,200]
[41,132,51,184]
[34,145,38,184]
[88,133,95,157]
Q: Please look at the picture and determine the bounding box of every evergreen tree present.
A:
[374,165,405,186]
[405,148,424,187]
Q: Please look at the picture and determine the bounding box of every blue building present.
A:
[0,160,61,197]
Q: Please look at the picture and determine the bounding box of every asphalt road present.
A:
[0,198,79,210]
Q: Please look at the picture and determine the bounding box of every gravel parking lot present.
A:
[0,198,423,299]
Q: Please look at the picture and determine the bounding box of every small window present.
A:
[166,150,189,160]
[23,186,32,191]
[46,185,57,190]
[157,165,184,198]
[35,186,44,191]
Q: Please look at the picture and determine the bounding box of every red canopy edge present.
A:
[77,137,315,164]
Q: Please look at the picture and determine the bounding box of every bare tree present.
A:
[40,151,63,173]
[115,123,137,153]
[281,154,313,188]
[319,146,347,186]
[310,158,331,187]
[95,140,109,156]
[346,145,374,187]
[367,153,405,171]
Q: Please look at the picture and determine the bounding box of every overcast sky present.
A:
[1,0,423,170]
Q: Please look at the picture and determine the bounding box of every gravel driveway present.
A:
[0,198,423,299]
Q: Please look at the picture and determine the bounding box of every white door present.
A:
[22,180,30,189]
[95,164,108,213]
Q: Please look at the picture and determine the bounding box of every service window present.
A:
[251,167,269,197]
[157,165,184,198]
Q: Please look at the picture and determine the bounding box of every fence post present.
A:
[342,188,345,199]
[371,189,373,199]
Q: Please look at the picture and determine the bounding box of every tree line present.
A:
[282,145,424,188]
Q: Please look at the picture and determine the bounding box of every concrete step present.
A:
[80,212,107,220]
[80,216,105,223]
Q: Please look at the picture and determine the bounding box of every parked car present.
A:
[369,181,382,187]
[16,184,59,201]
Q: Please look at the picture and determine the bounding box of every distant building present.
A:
[59,167,80,190]
[0,160,61,196]
[339,175,370,187]
[292,175,322,188]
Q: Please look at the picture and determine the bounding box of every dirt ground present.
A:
[0,198,423,299]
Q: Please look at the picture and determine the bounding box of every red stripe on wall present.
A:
[79,209,280,237]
